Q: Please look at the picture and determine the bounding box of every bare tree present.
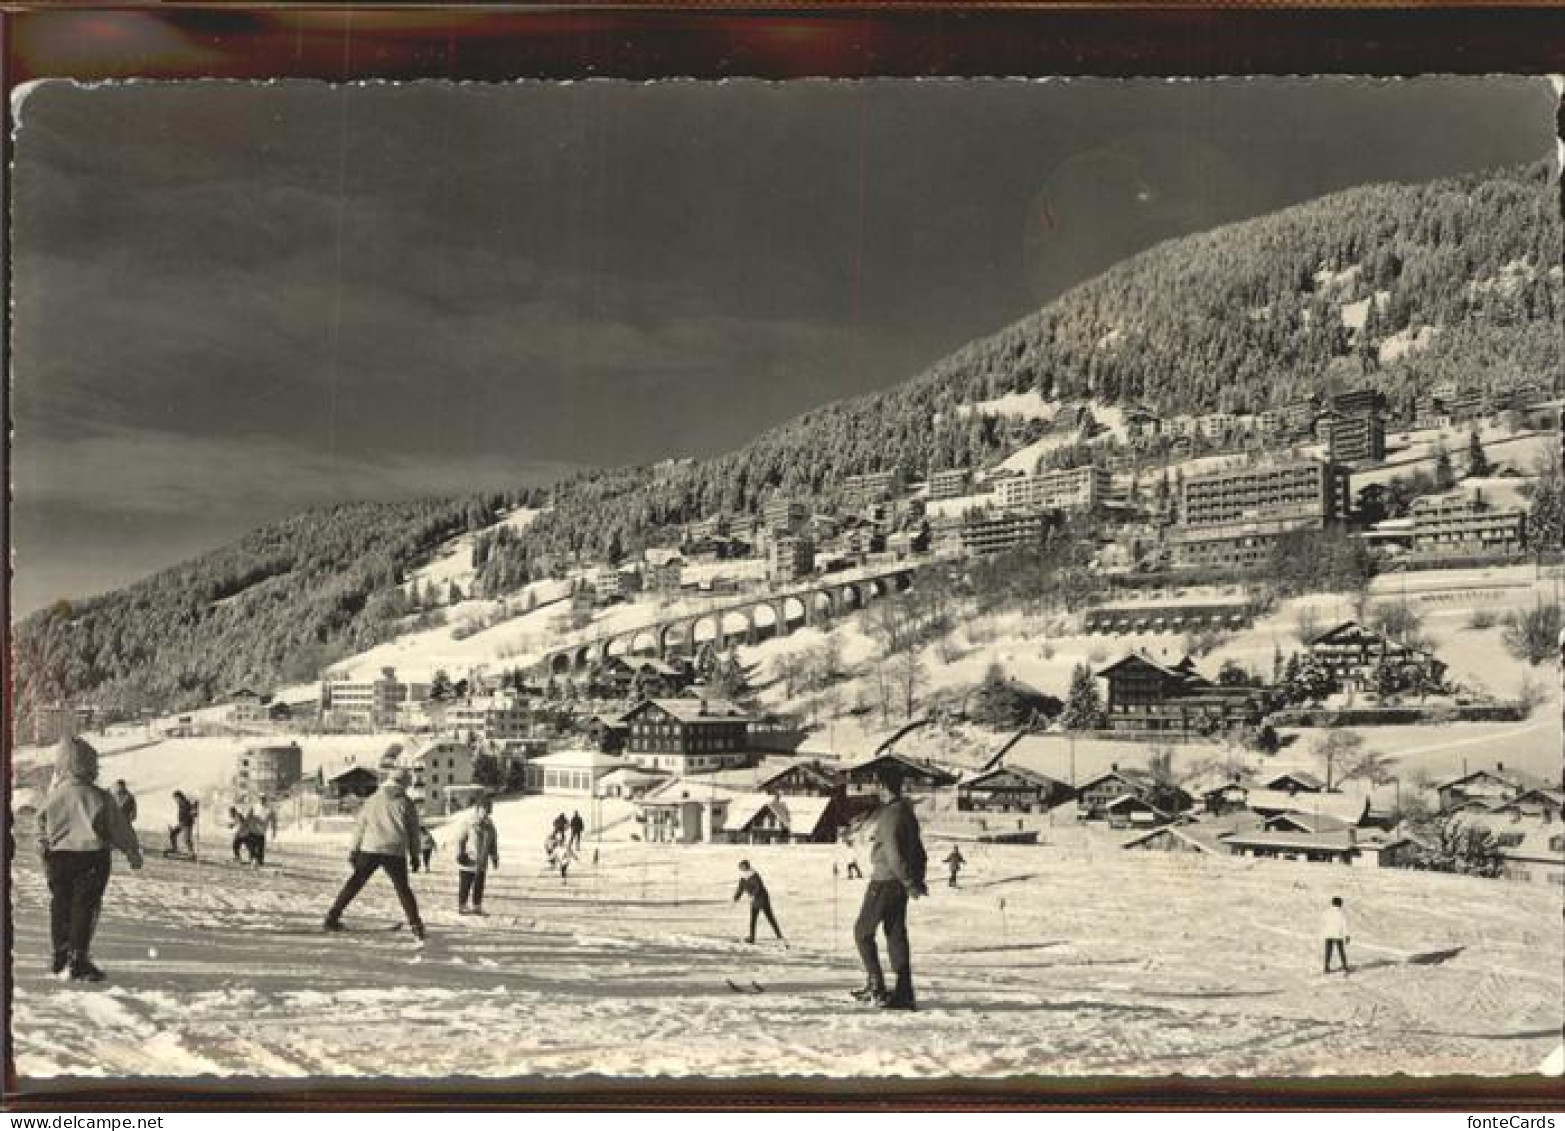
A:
[891,649,927,720]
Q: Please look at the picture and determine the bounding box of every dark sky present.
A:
[9,76,1557,615]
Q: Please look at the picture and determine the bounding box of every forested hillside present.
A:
[475,161,1561,587]
[13,497,503,726]
[13,161,1560,725]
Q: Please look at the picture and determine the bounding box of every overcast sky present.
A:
[9,76,1557,615]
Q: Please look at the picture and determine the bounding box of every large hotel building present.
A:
[1172,458,1350,571]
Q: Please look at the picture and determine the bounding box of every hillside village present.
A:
[19,378,1563,891]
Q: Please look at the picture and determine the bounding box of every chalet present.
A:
[757,759,843,797]
[1074,765,1191,821]
[324,765,381,802]
[1435,763,1537,813]
[622,698,752,774]
[587,713,630,754]
[1096,653,1264,736]
[1483,789,1565,823]
[1122,811,1264,854]
[1263,811,1353,836]
[1104,793,1175,830]
[1082,600,1254,636]
[227,689,270,726]
[720,793,844,845]
[1261,770,1327,794]
[1195,777,1249,816]
[841,751,959,795]
[956,765,1073,814]
[598,657,691,700]
[638,778,728,844]
[595,765,668,800]
[1222,828,1419,868]
[1495,828,1565,887]
[1245,788,1373,828]
[1305,621,1446,693]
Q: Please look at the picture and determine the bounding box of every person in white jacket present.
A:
[1322,896,1351,975]
[36,737,144,981]
[323,769,426,940]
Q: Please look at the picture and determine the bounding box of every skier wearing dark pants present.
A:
[734,861,784,944]
[456,797,500,915]
[324,769,426,940]
[168,791,197,855]
[852,764,928,1011]
[36,737,145,981]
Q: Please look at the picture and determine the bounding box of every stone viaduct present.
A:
[538,565,916,675]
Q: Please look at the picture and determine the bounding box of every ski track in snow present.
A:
[10,841,1561,1080]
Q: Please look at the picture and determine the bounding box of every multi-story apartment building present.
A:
[927,468,972,500]
[1408,484,1529,559]
[959,510,1049,556]
[1320,410,1386,464]
[992,465,1110,513]
[762,497,808,534]
[768,536,815,585]
[445,691,531,746]
[233,742,303,797]
[398,739,477,811]
[591,565,642,603]
[322,667,428,730]
[1172,459,1350,572]
[842,468,903,508]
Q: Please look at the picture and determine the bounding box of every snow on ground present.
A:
[1378,325,1438,364]
[1358,429,1556,487]
[10,825,1559,1079]
[405,507,541,595]
[957,390,1057,423]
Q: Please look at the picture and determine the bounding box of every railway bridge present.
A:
[538,565,916,675]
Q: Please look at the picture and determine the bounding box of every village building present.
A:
[321,765,381,805]
[1095,653,1265,736]
[643,549,686,593]
[321,667,428,731]
[1220,827,1419,867]
[1305,620,1446,693]
[1407,481,1530,560]
[1494,828,1565,887]
[1103,793,1178,830]
[1435,763,1541,813]
[842,468,904,508]
[1171,458,1351,572]
[1121,812,1265,855]
[1260,770,1328,794]
[591,565,642,604]
[226,688,272,727]
[526,749,628,796]
[444,691,530,746]
[397,739,477,812]
[767,535,816,586]
[1075,765,1170,821]
[956,765,1074,814]
[927,468,973,500]
[595,765,669,800]
[993,465,1110,513]
[763,497,809,534]
[1082,598,1254,636]
[841,751,959,796]
[622,698,753,774]
[958,510,1050,557]
[233,742,304,797]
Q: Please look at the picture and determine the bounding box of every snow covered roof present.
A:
[775,795,834,836]
[1246,789,1369,825]
[625,698,751,725]
[531,749,628,771]
[724,793,779,831]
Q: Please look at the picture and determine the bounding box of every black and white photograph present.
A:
[7,68,1563,1085]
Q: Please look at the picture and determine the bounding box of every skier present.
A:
[456,796,500,916]
[419,826,436,871]
[1322,896,1351,975]
[110,780,138,827]
[944,846,966,889]
[323,768,426,941]
[548,836,572,884]
[168,790,198,856]
[568,810,586,852]
[228,806,252,863]
[851,764,928,1011]
[733,860,785,945]
[840,829,864,879]
[246,795,278,867]
[35,736,144,981]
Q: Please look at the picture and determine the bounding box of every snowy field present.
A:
[11,803,1561,1081]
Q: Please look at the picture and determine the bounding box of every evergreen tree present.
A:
[1432,440,1457,490]
[430,669,454,701]
[1465,428,1491,477]
[1060,663,1105,731]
